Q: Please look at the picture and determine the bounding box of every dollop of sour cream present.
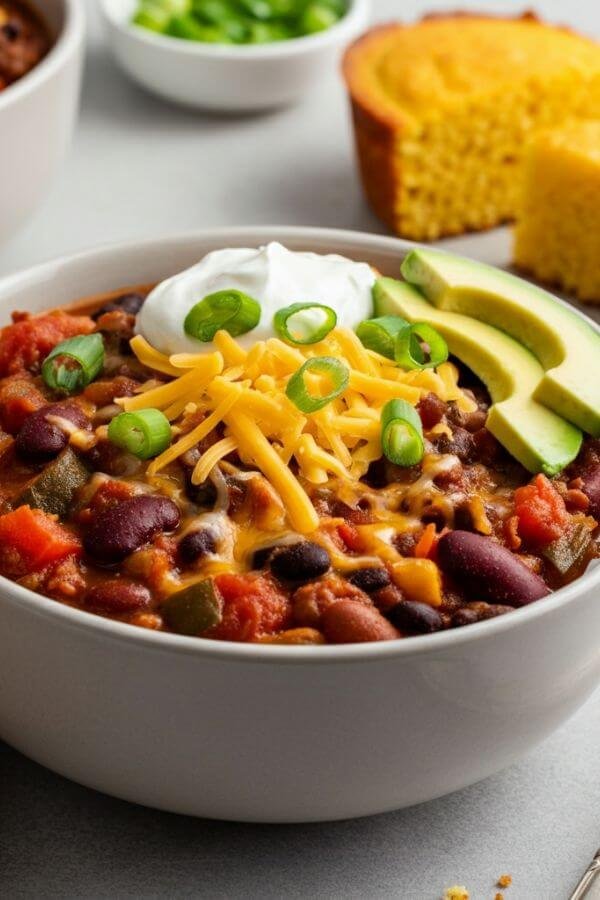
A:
[136,242,376,355]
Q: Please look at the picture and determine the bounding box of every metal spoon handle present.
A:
[569,849,600,900]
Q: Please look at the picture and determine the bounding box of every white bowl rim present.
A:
[0,224,598,666]
[0,0,85,113]
[100,0,369,58]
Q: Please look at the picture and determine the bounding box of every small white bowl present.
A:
[0,226,599,823]
[0,0,84,246]
[100,0,370,111]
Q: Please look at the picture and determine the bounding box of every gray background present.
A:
[2,1,600,897]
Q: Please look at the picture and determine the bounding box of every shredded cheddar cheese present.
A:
[119,327,475,534]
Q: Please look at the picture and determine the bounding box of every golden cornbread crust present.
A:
[342,13,600,241]
[514,120,600,303]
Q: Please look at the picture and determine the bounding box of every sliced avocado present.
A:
[400,248,600,436]
[373,278,582,476]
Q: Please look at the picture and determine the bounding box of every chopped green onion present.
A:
[42,334,105,395]
[381,399,424,467]
[301,3,338,33]
[107,409,172,460]
[132,4,172,31]
[184,289,261,342]
[274,302,337,345]
[395,322,448,371]
[356,315,408,360]
[286,356,349,413]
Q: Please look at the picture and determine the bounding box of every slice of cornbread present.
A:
[514,120,600,303]
[343,14,600,240]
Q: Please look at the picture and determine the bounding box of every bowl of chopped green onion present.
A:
[100,0,370,111]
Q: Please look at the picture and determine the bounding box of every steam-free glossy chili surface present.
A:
[0,290,597,645]
[0,1,49,91]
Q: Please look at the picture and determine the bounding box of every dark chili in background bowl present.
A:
[0,1,50,92]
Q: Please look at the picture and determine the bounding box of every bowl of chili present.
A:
[0,0,84,245]
[0,226,598,822]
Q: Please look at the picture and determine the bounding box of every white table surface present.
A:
[2,1,600,897]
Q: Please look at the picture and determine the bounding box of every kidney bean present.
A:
[178,529,217,566]
[84,494,180,564]
[388,600,443,634]
[321,600,400,644]
[451,602,514,628]
[16,404,89,463]
[349,567,391,594]
[85,580,152,613]
[93,292,145,320]
[417,393,447,429]
[581,464,600,519]
[438,530,551,607]
[270,541,330,583]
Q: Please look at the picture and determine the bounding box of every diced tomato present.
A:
[337,522,364,553]
[0,311,95,376]
[0,375,46,433]
[210,573,291,642]
[514,474,570,546]
[0,505,82,578]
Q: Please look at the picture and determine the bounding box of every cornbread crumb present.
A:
[497,874,512,889]
[495,894,504,900]
[444,887,469,900]
[343,14,600,240]
[514,120,600,304]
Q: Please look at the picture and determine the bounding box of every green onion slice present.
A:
[42,334,105,394]
[286,356,349,413]
[274,302,337,345]
[395,322,449,371]
[107,409,172,460]
[381,399,424,467]
[356,315,408,360]
[184,289,261,342]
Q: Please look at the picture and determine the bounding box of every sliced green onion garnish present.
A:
[274,302,337,345]
[395,322,448,371]
[42,334,105,395]
[286,356,349,413]
[381,399,424,467]
[184,289,261,342]
[107,409,172,460]
[356,315,408,360]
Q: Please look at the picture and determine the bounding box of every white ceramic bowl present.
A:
[0,0,84,246]
[0,226,599,823]
[100,0,370,111]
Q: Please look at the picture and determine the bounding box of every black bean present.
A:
[388,600,443,634]
[349,567,391,594]
[93,293,146,320]
[16,404,89,463]
[270,541,330,583]
[178,529,217,566]
[438,530,551,607]
[252,545,277,569]
[84,495,180,564]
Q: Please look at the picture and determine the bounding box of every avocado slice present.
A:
[373,278,582,476]
[400,248,600,436]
